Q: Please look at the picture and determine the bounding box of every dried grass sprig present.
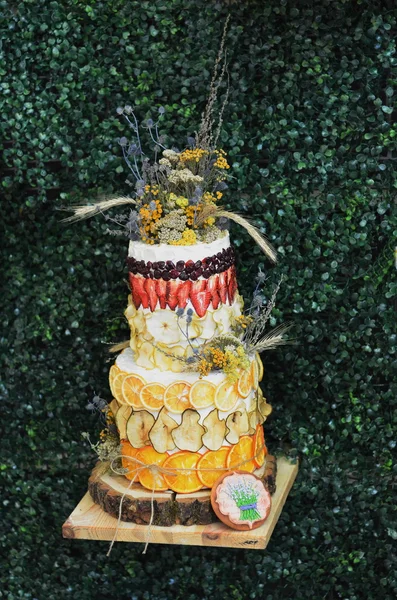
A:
[108,340,130,353]
[196,15,231,150]
[61,196,136,223]
[245,277,283,346]
[196,204,277,263]
[247,322,293,355]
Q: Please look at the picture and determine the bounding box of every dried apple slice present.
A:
[108,398,120,419]
[126,410,155,448]
[115,405,133,439]
[202,409,227,451]
[149,407,178,453]
[258,390,273,420]
[172,409,205,452]
[225,409,250,444]
[135,341,155,370]
[248,408,260,434]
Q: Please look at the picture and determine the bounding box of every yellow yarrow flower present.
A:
[175,196,189,208]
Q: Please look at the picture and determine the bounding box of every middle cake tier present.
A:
[109,347,270,456]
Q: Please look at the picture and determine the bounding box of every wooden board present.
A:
[86,455,277,526]
[62,457,298,550]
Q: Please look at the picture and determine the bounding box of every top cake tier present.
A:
[125,233,243,372]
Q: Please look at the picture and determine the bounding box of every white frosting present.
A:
[128,232,230,262]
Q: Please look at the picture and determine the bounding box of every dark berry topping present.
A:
[170,270,179,279]
[194,260,202,269]
[179,271,189,281]
[195,268,203,277]
[162,272,171,281]
[176,260,185,271]
[154,270,162,279]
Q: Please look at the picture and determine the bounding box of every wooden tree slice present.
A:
[88,456,277,527]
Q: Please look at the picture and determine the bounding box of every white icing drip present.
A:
[128,232,230,262]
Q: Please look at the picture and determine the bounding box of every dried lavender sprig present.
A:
[244,277,283,348]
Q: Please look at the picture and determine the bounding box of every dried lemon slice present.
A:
[122,374,146,408]
[256,352,264,382]
[140,382,165,411]
[111,372,126,404]
[189,380,216,409]
[214,380,240,412]
[251,357,259,389]
[237,368,253,398]
[109,364,121,388]
[164,381,192,414]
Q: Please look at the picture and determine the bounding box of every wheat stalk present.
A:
[247,323,293,355]
[196,205,277,263]
[61,196,136,223]
[108,340,130,353]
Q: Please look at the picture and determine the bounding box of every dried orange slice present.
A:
[253,425,267,468]
[121,440,140,480]
[111,372,126,404]
[136,446,169,491]
[109,364,121,387]
[189,380,216,409]
[140,382,166,410]
[214,380,240,412]
[121,374,146,408]
[164,381,192,414]
[197,447,229,488]
[256,353,264,382]
[163,451,202,493]
[251,357,259,389]
[226,435,256,472]
[237,368,253,398]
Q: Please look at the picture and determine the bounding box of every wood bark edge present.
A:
[87,455,278,526]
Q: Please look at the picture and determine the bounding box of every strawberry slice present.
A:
[166,280,182,310]
[177,280,192,309]
[211,290,221,310]
[129,273,141,309]
[129,274,149,309]
[155,279,168,309]
[190,280,211,318]
[218,270,228,304]
[207,274,221,310]
[144,278,158,312]
[227,267,238,304]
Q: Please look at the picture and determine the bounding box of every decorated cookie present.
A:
[211,470,271,530]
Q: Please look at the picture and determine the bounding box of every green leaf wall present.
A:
[1,1,396,598]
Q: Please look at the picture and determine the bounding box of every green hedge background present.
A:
[1,0,396,598]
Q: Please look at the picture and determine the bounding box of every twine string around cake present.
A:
[106,443,268,555]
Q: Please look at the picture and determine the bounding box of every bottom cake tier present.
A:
[108,348,272,493]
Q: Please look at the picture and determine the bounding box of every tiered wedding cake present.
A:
[67,95,286,506]
[108,232,272,493]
